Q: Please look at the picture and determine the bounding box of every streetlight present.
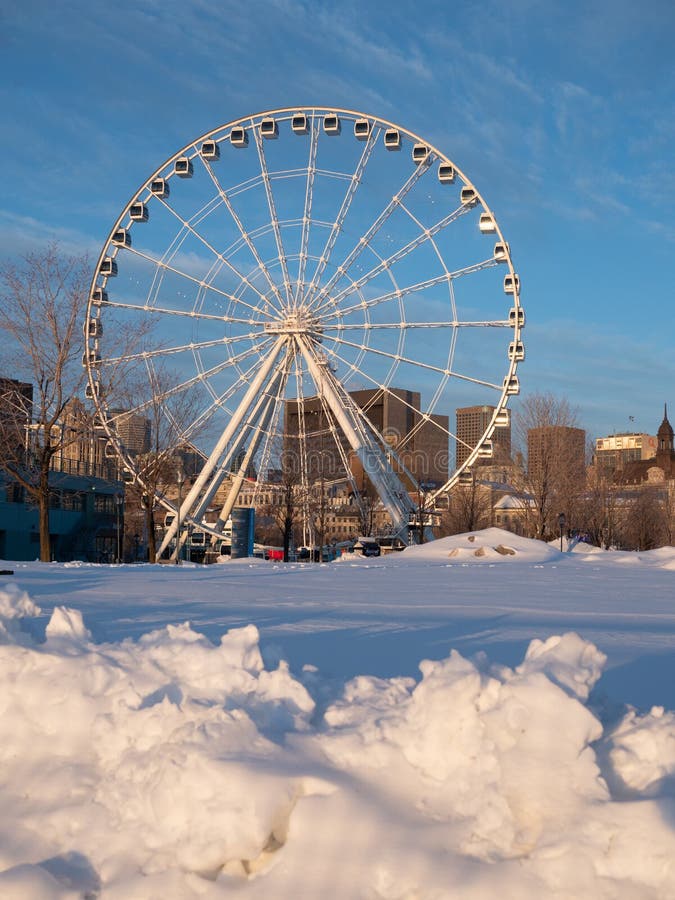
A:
[115,493,123,562]
[558,511,566,552]
[175,467,185,565]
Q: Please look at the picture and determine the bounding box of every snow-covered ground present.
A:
[1,528,674,898]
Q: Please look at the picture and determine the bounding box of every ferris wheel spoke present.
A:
[198,153,287,315]
[305,154,433,313]
[312,202,473,317]
[318,340,460,456]
[110,338,275,422]
[118,244,272,315]
[101,330,263,366]
[154,195,275,315]
[303,125,380,305]
[294,116,320,306]
[326,332,502,390]
[252,125,294,306]
[179,346,280,444]
[325,258,498,319]
[98,298,249,324]
[321,318,511,332]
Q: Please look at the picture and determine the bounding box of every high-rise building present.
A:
[108,409,151,456]
[284,388,449,488]
[594,432,657,473]
[0,378,33,459]
[455,405,511,469]
[527,425,586,480]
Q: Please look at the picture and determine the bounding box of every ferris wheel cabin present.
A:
[460,186,478,206]
[84,318,103,338]
[438,163,455,183]
[99,258,117,278]
[508,341,525,362]
[174,157,193,177]
[384,128,401,150]
[493,242,509,262]
[504,274,520,294]
[503,375,520,396]
[509,306,525,327]
[291,113,308,134]
[354,118,371,140]
[479,212,496,233]
[323,114,341,134]
[260,117,278,139]
[129,202,148,223]
[412,143,430,164]
[230,127,248,147]
[200,140,220,160]
[91,287,108,306]
[112,228,130,248]
[494,409,510,427]
[150,178,170,199]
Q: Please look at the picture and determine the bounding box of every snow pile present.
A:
[400,527,561,563]
[0,582,41,645]
[1,583,675,897]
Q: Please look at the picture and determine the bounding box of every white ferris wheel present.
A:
[84,107,524,556]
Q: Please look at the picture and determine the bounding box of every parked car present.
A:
[353,538,381,558]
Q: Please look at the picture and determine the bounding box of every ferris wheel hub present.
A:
[264,308,323,339]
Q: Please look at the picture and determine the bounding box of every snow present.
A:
[1,529,675,898]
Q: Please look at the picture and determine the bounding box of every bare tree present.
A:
[577,466,620,548]
[0,246,90,561]
[617,485,670,551]
[514,393,586,540]
[440,474,493,535]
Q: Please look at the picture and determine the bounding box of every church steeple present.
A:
[657,403,673,453]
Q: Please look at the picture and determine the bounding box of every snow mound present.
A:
[0,582,41,645]
[1,592,675,896]
[401,527,561,563]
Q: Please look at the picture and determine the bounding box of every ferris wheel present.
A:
[84,107,524,554]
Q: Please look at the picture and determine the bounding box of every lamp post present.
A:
[558,511,566,552]
[115,493,123,562]
[175,467,185,565]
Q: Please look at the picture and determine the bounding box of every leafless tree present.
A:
[576,467,620,548]
[616,485,670,551]
[440,475,493,535]
[0,246,91,560]
[109,365,205,562]
[514,393,585,540]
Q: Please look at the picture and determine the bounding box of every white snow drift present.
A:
[0,532,674,897]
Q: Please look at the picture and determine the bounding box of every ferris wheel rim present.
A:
[85,106,524,537]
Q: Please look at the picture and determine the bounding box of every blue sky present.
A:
[1,0,674,444]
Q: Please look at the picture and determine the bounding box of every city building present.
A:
[0,384,125,561]
[455,405,511,469]
[618,406,675,485]
[285,387,449,489]
[107,408,151,456]
[527,425,586,480]
[0,378,33,461]
[594,432,657,473]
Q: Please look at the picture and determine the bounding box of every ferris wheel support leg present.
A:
[298,338,414,534]
[212,381,281,540]
[157,337,287,559]
[172,382,280,557]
